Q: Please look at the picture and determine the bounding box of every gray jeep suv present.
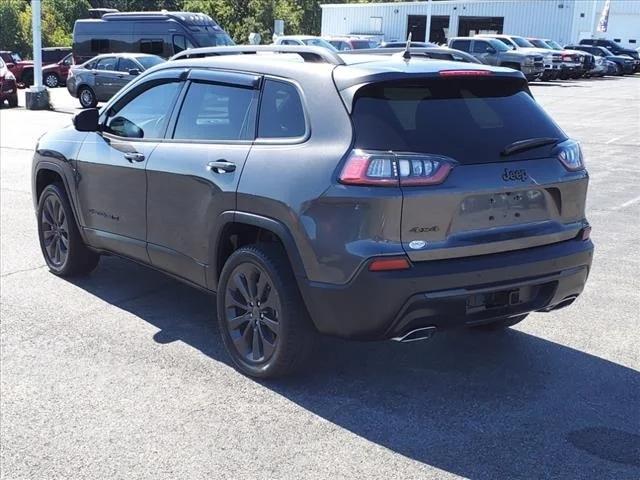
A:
[32,46,593,378]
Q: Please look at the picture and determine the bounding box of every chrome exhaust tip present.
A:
[391,326,437,343]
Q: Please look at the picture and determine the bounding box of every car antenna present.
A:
[403,32,412,60]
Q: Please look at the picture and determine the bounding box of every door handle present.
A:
[124,152,145,163]
[207,160,236,173]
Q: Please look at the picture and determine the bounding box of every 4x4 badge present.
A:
[502,168,528,182]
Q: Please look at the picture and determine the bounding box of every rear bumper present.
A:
[300,238,594,340]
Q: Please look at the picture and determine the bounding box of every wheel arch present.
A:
[209,211,307,291]
[33,162,86,242]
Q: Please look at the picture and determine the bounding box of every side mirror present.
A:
[72,108,99,132]
[128,68,141,76]
[107,116,143,138]
[487,47,497,54]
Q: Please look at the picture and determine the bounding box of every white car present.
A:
[272,35,337,51]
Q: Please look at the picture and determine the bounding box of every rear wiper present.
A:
[500,137,560,157]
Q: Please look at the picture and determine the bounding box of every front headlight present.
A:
[4,71,15,81]
[524,57,535,65]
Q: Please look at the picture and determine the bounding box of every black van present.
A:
[42,47,73,64]
[72,11,234,63]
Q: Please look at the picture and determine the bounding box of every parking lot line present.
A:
[613,195,640,210]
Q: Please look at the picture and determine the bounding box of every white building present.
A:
[321,0,640,48]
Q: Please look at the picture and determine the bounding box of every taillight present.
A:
[554,139,584,171]
[439,70,493,77]
[339,149,455,187]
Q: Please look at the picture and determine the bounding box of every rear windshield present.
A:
[352,78,566,164]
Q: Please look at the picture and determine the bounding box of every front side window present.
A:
[117,58,139,72]
[105,81,182,139]
[472,41,490,53]
[96,57,117,71]
[172,35,195,54]
[173,82,257,141]
[62,54,73,66]
[258,80,306,139]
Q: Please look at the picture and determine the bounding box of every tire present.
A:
[217,243,316,378]
[469,314,529,331]
[78,86,97,108]
[37,183,99,277]
[615,64,623,76]
[8,94,18,108]
[44,73,59,88]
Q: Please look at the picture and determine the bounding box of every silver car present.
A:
[66,53,165,108]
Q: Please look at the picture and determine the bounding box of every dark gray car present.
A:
[66,53,165,108]
[33,46,593,378]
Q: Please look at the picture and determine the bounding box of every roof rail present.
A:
[170,45,345,66]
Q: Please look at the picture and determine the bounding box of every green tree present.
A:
[0,0,28,56]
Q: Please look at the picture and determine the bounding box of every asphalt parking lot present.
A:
[1,76,639,479]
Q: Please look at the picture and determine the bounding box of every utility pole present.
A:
[26,0,50,110]
[425,0,433,43]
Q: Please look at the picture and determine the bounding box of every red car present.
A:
[0,50,72,88]
[0,56,18,107]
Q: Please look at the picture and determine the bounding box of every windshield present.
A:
[488,39,511,52]
[546,40,563,50]
[530,39,551,49]
[0,58,5,68]
[599,47,614,57]
[351,78,565,164]
[302,38,338,51]
[192,30,235,47]
[512,37,535,48]
[135,55,164,70]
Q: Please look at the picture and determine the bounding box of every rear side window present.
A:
[451,40,471,52]
[351,78,566,164]
[140,40,164,56]
[91,39,110,53]
[173,82,258,141]
[258,80,305,139]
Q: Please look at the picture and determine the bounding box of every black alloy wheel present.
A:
[40,193,69,268]
[37,183,99,276]
[224,262,281,364]
[217,244,316,378]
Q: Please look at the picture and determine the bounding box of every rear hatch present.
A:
[348,74,589,262]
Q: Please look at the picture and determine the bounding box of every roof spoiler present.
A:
[170,45,345,65]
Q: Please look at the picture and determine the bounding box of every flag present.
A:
[597,0,611,33]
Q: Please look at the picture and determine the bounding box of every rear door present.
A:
[145,70,260,286]
[350,76,588,262]
[93,56,119,99]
